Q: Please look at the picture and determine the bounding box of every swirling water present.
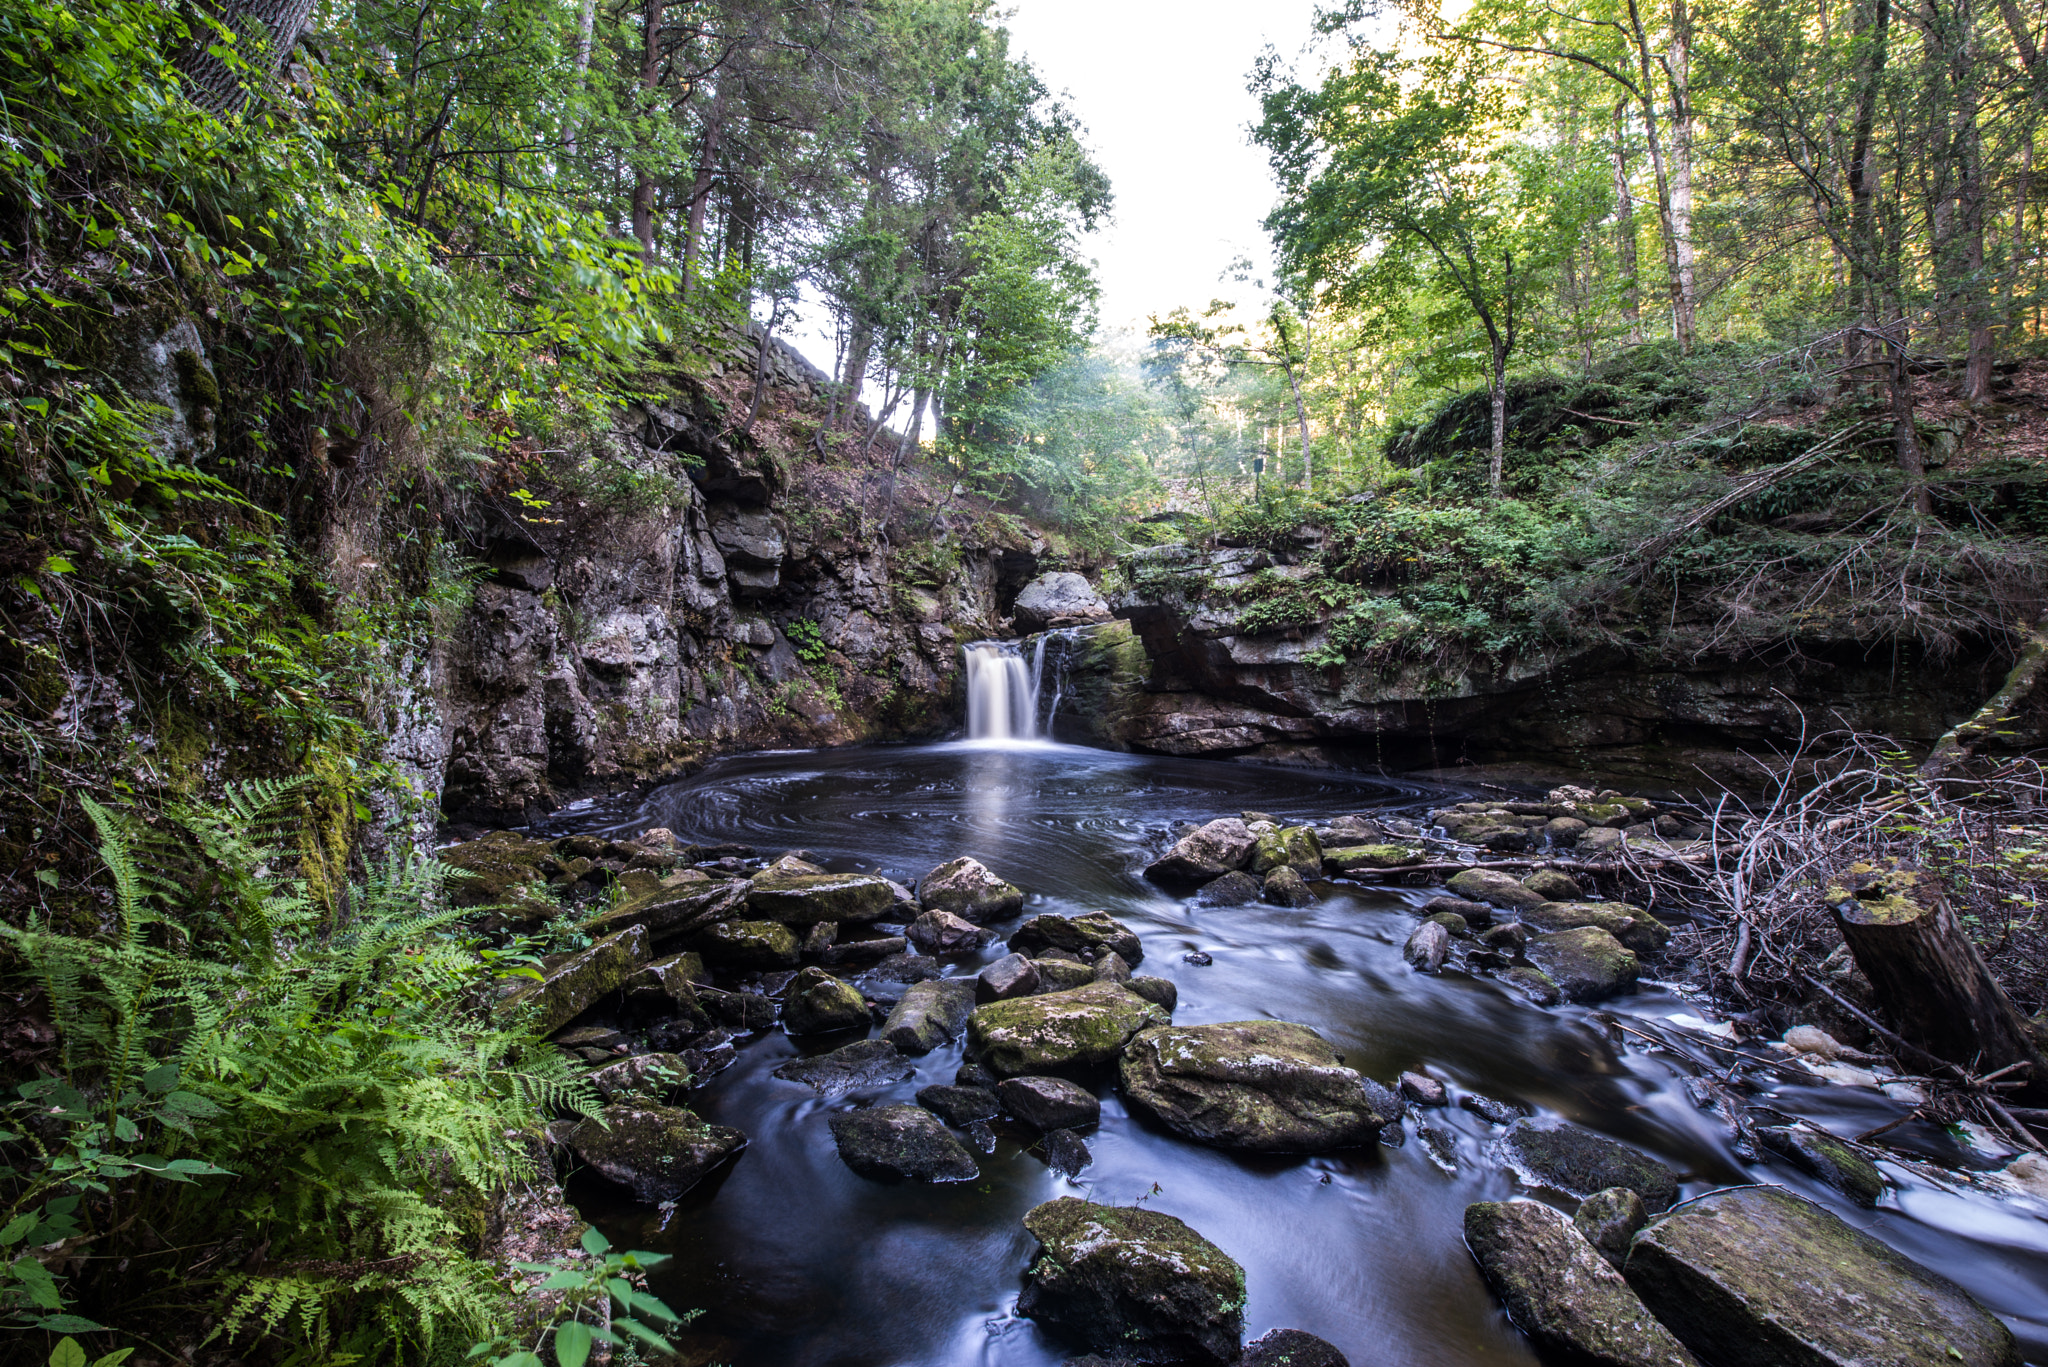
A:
[544,741,2048,1367]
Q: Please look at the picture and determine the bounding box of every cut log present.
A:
[1826,860,2047,1103]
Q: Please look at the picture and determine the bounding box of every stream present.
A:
[541,739,2048,1367]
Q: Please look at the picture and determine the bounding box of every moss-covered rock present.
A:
[1404,920,1451,973]
[1323,843,1425,872]
[496,925,649,1036]
[1624,1185,2019,1367]
[1145,818,1258,885]
[620,953,712,1029]
[967,981,1169,1076]
[1196,869,1265,905]
[440,831,559,906]
[1119,1020,1394,1153]
[1448,867,1546,910]
[1019,1197,1245,1365]
[1464,1199,1698,1367]
[1503,1119,1678,1210]
[881,978,976,1054]
[1525,926,1639,1002]
[587,1052,695,1104]
[689,918,800,968]
[1755,1126,1885,1207]
[916,1083,999,1127]
[1031,958,1098,992]
[1261,866,1316,906]
[771,1038,916,1095]
[746,872,896,924]
[562,1103,745,1203]
[1250,824,1323,878]
[584,878,748,944]
[1524,902,1671,954]
[782,966,869,1034]
[918,856,1024,923]
[1009,911,1144,966]
[1575,1187,1650,1269]
[1500,965,1561,1005]
[1521,868,1583,901]
[828,1103,978,1182]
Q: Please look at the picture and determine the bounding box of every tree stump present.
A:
[1826,860,2047,1103]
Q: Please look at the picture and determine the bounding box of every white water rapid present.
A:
[962,641,1038,741]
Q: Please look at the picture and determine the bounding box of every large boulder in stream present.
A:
[1525,927,1640,1003]
[1323,844,1425,873]
[746,872,896,924]
[829,1104,979,1182]
[1524,901,1671,954]
[689,918,800,969]
[1019,1197,1246,1365]
[906,908,994,954]
[1241,1330,1350,1367]
[584,878,748,944]
[1502,1119,1679,1210]
[1145,818,1257,885]
[918,856,1024,923]
[496,925,648,1035]
[562,1103,745,1203]
[967,981,1169,1076]
[773,1039,916,1095]
[1446,868,1546,911]
[1012,571,1112,632]
[881,978,976,1054]
[1249,825,1322,878]
[1009,911,1144,966]
[1623,1185,2020,1367]
[1118,1021,1395,1152]
[781,967,869,1034]
[1464,1200,1699,1367]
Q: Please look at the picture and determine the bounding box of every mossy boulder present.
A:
[1575,1187,1650,1269]
[1404,920,1451,973]
[906,908,994,954]
[496,925,649,1036]
[1503,1119,1678,1210]
[967,981,1169,1077]
[689,918,800,969]
[584,878,748,945]
[1261,866,1316,906]
[1018,1197,1245,1365]
[1755,1126,1885,1207]
[619,953,711,1028]
[1447,867,1546,911]
[562,1103,745,1203]
[1525,926,1639,1002]
[1032,958,1098,992]
[881,978,976,1054]
[1521,868,1584,901]
[1525,902,1671,954]
[1242,1329,1350,1367]
[587,1052,694,1105]
[1624,1185,2020,1367]
[1250,825,1323,878]
[1323,844,1425,872]
[1501,965,1562,1005]
[1145,818,1257,885]
[916,1083,999,1127]
[440,831,557,906]
[1119,1020,1395,1153]
[1009,911,1144,966]
[746,872,896,924]
[782,967,869,1035]
[1464,1200,1698,1367]
[997,1075,1100,1131]
[828,1104,978,1182]
[1195,870,1264,905]
[918,856,1024,923]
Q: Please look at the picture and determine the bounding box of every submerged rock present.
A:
[968,981,1170,1076]
[497,925,649,1036]
[881,978,975,1054]
[918,856,1024,923]
[1524,901,1671,954]
[1525,927,1639,1003]
[1500,965,1562,1005]
[1446,868,1545,911]
[772,1038,916,1095]
[1018,1197,1245,1365]
[1754,1126,1885,1207]
[1010,911,1145,966]
[563,1103,745,1203]
[1241,1329,1349,1367]
[906,907,994,954]
[828,1104,978,1182]
[1194,870,1264,905]
[1503,1119,1678,1210]
[1119,1020,1394,1152]
[1624,1185,2020,1367]
[782,966,869,1035]
[1464,1199,1698,1367]
[746,872,896,924]
[999,1075,1101,1131]
[1145,818,1258,885]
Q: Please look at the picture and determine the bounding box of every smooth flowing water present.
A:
[546,741,2048,1367]
[963,643,1038,742]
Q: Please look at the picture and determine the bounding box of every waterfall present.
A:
[963,641,1037,741]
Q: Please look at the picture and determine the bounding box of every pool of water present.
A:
[545,741,2048,1367]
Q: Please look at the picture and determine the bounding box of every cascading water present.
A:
[962,641,1037,740]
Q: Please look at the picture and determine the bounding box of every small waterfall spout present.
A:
[963,641,1037,741]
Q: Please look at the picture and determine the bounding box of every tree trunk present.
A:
[564,0,597,156]
[1284,359,1312,490]
[1488,343,1508,497]
[1887,319,1932,513]
[1827,860,2047,1102]
[176,0,316,114]
[1612,101,1644,344]
[1845,0,1893,397]
[681,84,731,290]
[1920,615,2048,777]
[1665,0,1700,350]
[629,0,666,266]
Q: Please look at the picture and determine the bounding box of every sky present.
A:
[783,0,1335,370]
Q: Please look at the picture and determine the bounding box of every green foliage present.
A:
[472,1227,690,1367]
[784,618,831,666]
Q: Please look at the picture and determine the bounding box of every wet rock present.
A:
[800,921,839,957]
[906,908,994,954]
[964,1119,998,1152]
[1250,824,1323,878]
[1145,818,1258,885]
[747,872,896,924]
[1119,1020,1394,1152]
[1404,921,1450,973]
[1400,1072,1448,1107]
[881,978,976,1054]
[588,1052,695,1104]
[563,1103,746,1203]
[968,981,1171,1076]
[999,1076,1101,1131]
[585,878,750,945]
[1018,1197,1245,1365]
[1624,1185,2019,1367]
[1013,571,1112,631]
[1091,951,1133,985]
[1521,868,1584,901]
[1781,1025,1843,1058]
[690,918,801,969]
[956,1061,996,1087]
[820,933,908,966]
[1194,870,1264,905]
[1447,868,1546,911]
[1545,817,1590,845]
[1464,1199,1698,1367]
[1525,927,1639,1003]
[1241,1329,1349,1367]
[1033,959,1099,992]
[1183,950,1214,966]
[782,967,869,1035]
[772,1038,916,1095]
[1480,922,1528,951]
[1125,976,1178,1012]
[1461,1094,1531,1126]
[1579,826,1625,854]
[919,856,1024,923]
[1503,1119,1678,1210]
[620,953,712,1028]
[1322,844,1425,873]
[1040,1127,1092,1175]
[1501,965,1561,1005]
[1525,902,1671,954]
[497,925,649,1035]
[977,952,1041,1002]
[1010,912,1144,967]
[698,986,778,1031]
[1575,1187,1649,1269]
[828,1104,978,1182]
[1755,1126,1885,1206]
[1427,912,1472,939]
[917,1083,999,1127]
[1260,866,1316,906]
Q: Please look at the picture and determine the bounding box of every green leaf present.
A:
[578,1227,611,1257]
[49,1337,86,1367]
[33,1317,109,1334]
[536,1270,584,1290]
[34,869,57,889]
[553,1320,593,1367]
[90,1350,135,1367]
[11,1256,62,1309]
[140,1064,179,1095]
[1,1214,35,1245]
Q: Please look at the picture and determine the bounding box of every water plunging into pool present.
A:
[963,641,1039,742]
